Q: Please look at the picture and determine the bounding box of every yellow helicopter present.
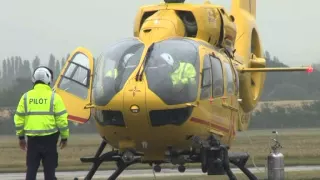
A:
[53,0,313,179]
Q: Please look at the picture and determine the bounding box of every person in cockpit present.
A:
[160,53,196,93]
[93,53,134,104]
[105,53,134,78]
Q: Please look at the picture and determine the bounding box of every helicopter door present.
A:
[209,55,229,136]
[222,61,238,141]
[199,55,214,133]
[53,47,94,124]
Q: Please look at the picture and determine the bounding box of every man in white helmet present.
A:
[160,52,196,92]
[105,53,135,78]
[13,66,69,180]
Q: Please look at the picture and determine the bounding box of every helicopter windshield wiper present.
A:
[135,43,155,81]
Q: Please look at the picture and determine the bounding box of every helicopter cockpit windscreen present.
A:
[145,38,200,105]
[93,38,144,106]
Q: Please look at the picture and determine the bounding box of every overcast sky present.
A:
[0,0,319,67]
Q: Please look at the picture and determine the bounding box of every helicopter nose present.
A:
[122,77,150,140]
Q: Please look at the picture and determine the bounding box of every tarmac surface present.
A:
[1,166,320,180]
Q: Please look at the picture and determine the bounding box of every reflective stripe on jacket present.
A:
[14,84,69,139]
[171,62,196,85]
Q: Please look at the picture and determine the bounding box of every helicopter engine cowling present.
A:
[138,10,186,44]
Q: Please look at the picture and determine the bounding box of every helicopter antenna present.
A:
[235,32,244,44]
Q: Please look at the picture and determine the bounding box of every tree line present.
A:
[0,54,69,107]
[0,54,69,88]
[0,50,320,134]
[250,100,320,129]
[262,51,320,100]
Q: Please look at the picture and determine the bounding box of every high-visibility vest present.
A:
[171,62,196,85]
[105,69,118,78]
[14,84,69,139]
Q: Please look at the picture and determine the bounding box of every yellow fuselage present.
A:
[91,40,240,161]
[86,1,257,161]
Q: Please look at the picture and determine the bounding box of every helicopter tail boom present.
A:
[230,0,265,132]
[231,0,256,18]
[239,66,314,73]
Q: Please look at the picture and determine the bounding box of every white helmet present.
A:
[123,53,134,66]
[32,67,53,85]
[160,53,174,66]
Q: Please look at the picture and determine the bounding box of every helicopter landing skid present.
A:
[199,135,258,180]
[229,152,258,180]
[73,140,141,180]
[74,139,258,180]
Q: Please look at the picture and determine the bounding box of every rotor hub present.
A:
[164,0,185,3]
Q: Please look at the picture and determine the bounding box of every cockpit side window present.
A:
[223,62,235,95]
[200,55,212,99]
[210,56,224,97]
[58,53,90,99]
[92,38,145,106]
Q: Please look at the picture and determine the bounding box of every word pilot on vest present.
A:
[29,98,48,104]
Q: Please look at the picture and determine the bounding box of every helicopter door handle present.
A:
[186,102,198,107]
[222,102,238,112]
[84,103,96,109]
[222,102,230,108]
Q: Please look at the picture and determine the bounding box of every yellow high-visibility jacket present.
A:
[171,62,196,85]
[14,83,69,139]
[105,69,118,78]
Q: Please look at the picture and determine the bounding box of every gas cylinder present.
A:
[267,130,284,180]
